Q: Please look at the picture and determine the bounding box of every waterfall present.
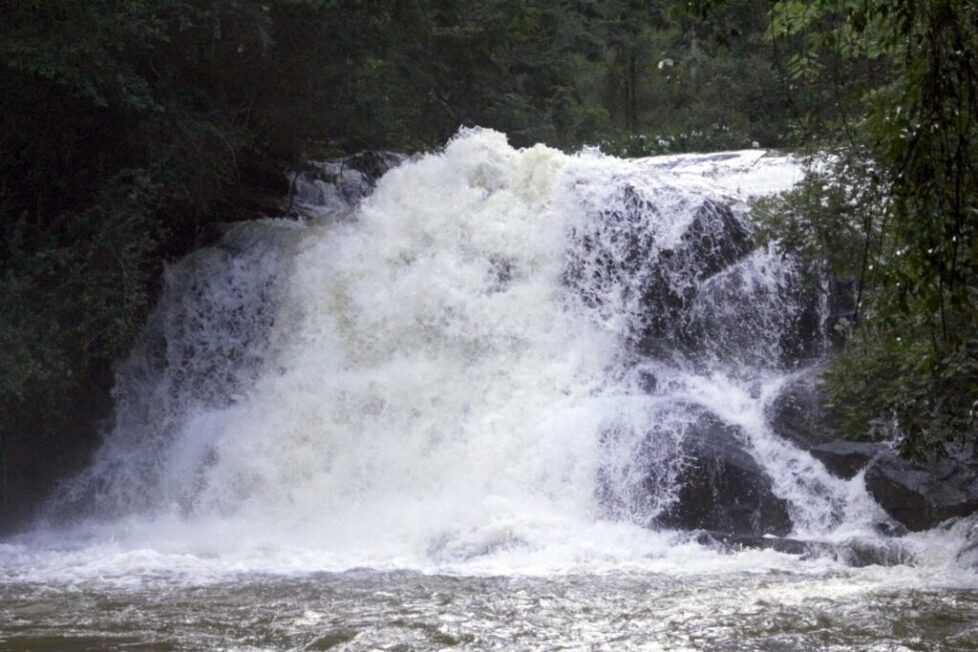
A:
[45,129,889,568]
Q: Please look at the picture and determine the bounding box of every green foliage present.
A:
[753,155,883,283]
[823,317,978,457]
[579,0,788,150]
[763,0,978,457]
[0,0,300,526]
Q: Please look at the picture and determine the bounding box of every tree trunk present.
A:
[627,54,639,133]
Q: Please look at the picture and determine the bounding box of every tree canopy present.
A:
[759,0,978,456]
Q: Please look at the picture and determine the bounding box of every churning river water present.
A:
[2,130,977,650]
[3,567,978,650]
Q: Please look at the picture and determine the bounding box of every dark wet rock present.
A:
[342,150,408,183]
[564,190,755,361]
[695,531,812,556]
[565,190,825,369]
[681,199,752,279]
[656,413,793,537]
[809,441,884,479]
[233,188,290,219]
[632,201,828,371]
[637,200,752,357]
[863,451,978,532]
[767,367,839,451]
[801,439,978,532]
[873,520,909,538]
[781,276,856,366]
[289,151,407,216]
[694,531,915,567]
[199,221,242,245]
[564,183,658,312]
[636,369,658,393]
[204,151,406,232]
[763,360,978,533]
[231,158,294,220]
[598,406,791,538]
[780,284,822,366]
[837,537,916,567]
[802,439,978,532]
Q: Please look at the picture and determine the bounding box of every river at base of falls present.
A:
[2,569,978,650]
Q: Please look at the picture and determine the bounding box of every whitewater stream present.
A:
[2,129,977,650]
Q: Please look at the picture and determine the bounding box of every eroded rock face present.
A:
[655,414,793,537]
[568,180,978,538]
[766,365,978,532]
[229,151,409,224]
[598,407,793,538]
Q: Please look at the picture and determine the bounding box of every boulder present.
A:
[631,200,829,370]
[873,520,909,538]
[778,276,856,366]
[837,537,915,567]
[230,158,294,220]
[766,362,978,532]
[694,530,811,555]
[341,150,408,183]
[563,190,755,361]
[767,367,839,451]
[655,413,793,537]
[809,439,978,532]
[680,199,752,279]
[809,441,883,479]
[864,452,978,532]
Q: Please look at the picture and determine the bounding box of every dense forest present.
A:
[1,0,976,532]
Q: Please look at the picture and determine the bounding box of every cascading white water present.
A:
[37,129,921,573]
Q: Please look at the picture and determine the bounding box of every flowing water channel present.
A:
[2,129,977,650]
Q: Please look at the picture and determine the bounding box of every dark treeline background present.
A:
[1,0,975,532]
